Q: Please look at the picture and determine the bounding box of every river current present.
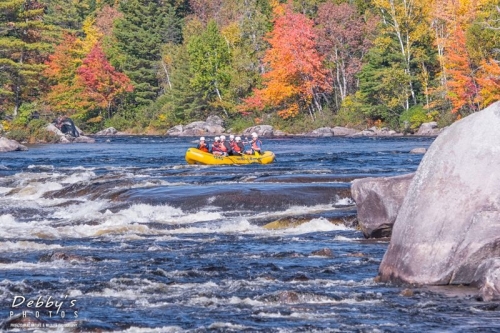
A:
[0,136,498,332]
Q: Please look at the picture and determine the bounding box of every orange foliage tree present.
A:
[44,33,91,116]
[76,43,133,119]
[476,59,500,108]
[445,27,479,114]
[241,2,330,119]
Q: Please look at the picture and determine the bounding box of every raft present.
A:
[185,148,275,165]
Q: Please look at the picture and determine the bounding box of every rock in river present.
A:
[378,102,500,286]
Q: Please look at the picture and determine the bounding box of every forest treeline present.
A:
[1,0,499,134]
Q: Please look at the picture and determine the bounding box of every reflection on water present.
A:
[0,136,498,332]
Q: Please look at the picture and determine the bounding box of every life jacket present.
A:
[212,142,222,152]
[198,142,209,152]
[251,139,262,151]
[220,141,228,152]
[231,141,241,153]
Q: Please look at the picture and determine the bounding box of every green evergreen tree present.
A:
[0,0,53,116]
[187,20,231,117]
[41,0,94,32]
[112,0,181,110]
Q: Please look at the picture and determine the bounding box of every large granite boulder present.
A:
[351,173,414,238]
[46,124,95,143]
[0,137,28,152]
[379,102,500,285]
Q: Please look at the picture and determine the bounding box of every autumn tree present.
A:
[242,3,330,119]
[44,33,90,116]
[76,43,133,118]
[372,0,435,110]
[316,2,378,107]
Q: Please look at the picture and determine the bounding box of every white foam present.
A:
[27,164,54,171]
[252,204,343,221]
[276,218,351,235]
[121,326,184,333]
[335,197,354,205]
[0,241,63,252]
[60,171,96,184]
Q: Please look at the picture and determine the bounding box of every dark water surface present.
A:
[0,136,498,332]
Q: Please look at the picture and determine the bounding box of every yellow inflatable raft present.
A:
[185,148,275,165]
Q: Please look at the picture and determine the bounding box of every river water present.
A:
[0,136,498,332]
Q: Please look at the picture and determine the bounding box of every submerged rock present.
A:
[379,102,500,285]
[311,248,334,257]
[351,173,414,238]
[410,147,427,154]
[0,137,28,152]
[263,217,309,230]
[40,251,97,263]
[472,258,500,301]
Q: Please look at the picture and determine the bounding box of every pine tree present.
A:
[112,0,181,109]
[0,0,53,116]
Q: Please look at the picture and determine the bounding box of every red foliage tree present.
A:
[242,3,330,119]
[76,43,133,118]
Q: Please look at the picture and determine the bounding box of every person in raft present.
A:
[228,135,236,154]
[232,136,245,155]
[219,135,232,155]
[246,132,262,155]
[196,137,210,152]
[211,137,225,156]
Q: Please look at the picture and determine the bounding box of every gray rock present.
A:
[95,127,118,136]
[46,124,93,143]
[167,116,225,136]
[416,121,440,136]
[351,173,414,238]
[333,126,359,136]
[73,135,95,143]
[167,125,183,136]
[308,127,334,137]
[379,102,500,285]
[0,137,28,152]
[273,130,287,137]
[410,147,427,154]
[206,115,224,127]
[472,258,500,301]
[243,125,274,137]
[46,123,64,137]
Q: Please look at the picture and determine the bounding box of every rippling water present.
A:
[0,136,498,332]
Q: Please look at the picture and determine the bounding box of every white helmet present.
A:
[220,135,226,140]
[251,132,258,138]
[235,136,241,142]
[214,136,220,141]
[229,134,234,140]
[200,137,205,141]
